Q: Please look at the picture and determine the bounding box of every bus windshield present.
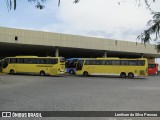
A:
[2,58,9,68]
[76,60,84,70]
[65,58,79,74]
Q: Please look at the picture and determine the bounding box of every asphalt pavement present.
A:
[0,74,160,120]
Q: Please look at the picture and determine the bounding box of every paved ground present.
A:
[0,74,160,120]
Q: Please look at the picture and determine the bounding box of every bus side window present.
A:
[95,60,101,65]
[95,60,105,65]
[138,60,145,66]
[51,59,58,64]
[31,58,37,64]
[28,59,32,64]
[45,59,50,64]
[128,60,138,66]
[24,59,29,64]
[101,60,106,65]
[86,60,95,65]
[121,60,128,65]
[85,60,90,65]
[37,59,45,64]
[112,60,120,65]
[23,58,32,64]
[37,59,41,64]
[105,60,112,65]
[17,58,24,63]
[10,58,16,63]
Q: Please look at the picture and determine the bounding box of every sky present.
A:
[0,0,160,62]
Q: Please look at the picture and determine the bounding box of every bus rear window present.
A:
[148,64,156,68]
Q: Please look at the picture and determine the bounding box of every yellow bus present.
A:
[76,58,148,78]
[2,56,65,76]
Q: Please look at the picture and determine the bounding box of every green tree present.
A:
[5,0,80,10]
[5,0,46,10]
[118,0,159,45]
[137,0,160,43]
[137,12,160,43]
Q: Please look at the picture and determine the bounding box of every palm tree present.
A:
[138,12,160,43]
[137,0,160,44]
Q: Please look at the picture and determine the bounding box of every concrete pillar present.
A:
[103,51,107,58]
[55,47,59,57]
[141,53,143,58]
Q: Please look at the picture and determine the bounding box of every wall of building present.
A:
[148,58,155,64]
[0,27,159,56]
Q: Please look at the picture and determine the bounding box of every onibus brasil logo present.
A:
[2,112,42,118]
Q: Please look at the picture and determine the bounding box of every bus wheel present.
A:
[10,69,15,75]
[69,70,74,74]
[120,72,126,78]
[40,71,45,76]
[83,71,88,77]
[128,72,134,78]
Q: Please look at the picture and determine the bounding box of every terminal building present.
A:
[0,26,160,63]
